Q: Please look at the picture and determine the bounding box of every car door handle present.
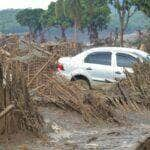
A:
[86,67,92,70]
[115,71,122,75]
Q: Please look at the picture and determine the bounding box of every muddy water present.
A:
[1,106,150,150]
[36,106,150,150]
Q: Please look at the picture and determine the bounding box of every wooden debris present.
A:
[0,35,43,135]
[27,56,56,87]
[0,104,14,120]
[109,61,150,111]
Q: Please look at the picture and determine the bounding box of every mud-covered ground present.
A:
[1,105,150,150]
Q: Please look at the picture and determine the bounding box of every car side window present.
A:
[84,52,112,66]
[116,53,137,68]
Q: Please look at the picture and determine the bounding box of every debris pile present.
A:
[16,39,124,123]
[0,36,43,136]
[36,76,123,124]
[109,61,150,111]
[2,34,149,131]
[16,37,126,124]
[16,39,83,89]
[141,34,150,53]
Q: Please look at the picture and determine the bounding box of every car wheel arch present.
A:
[71,74,91,88]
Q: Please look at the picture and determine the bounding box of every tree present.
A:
[141,0,150,17]
[65,0,82,43]
[16,9,44,41]
[110,0,138,46]
[136,0,150,17]
[40,3,55,42]
[40,2,58,42]
[55,0,72,41]
[39,10,50,42]
[80,0,110,43]
[45,2,56,27]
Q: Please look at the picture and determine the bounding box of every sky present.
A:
[0,0,56,10]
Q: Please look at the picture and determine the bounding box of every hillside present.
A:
[0,9,27,34]
[109,11,150,33]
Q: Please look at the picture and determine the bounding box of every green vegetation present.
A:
[16,9,44,39]
[0,8,148,36]
[109,0,150,46]
[109,11,150,32]
[0,9,27,34]
[66,0,82,42]
[136,0,150,17]
[0,9,150,34]
[110,0,140,46]
[0,0,149,46]
[80,0,110,43]
[55,0,72,40]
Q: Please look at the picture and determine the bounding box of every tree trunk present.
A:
[29,27,32,42]
[89,24,98,44]
[61,26,67,42]
[120,17,124,47]
[32,32,36,42]
[28,26,36,42]
[39,30,46,43]
[74,21,77,48]
[120,29,124,47]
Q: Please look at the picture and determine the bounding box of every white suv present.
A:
[57,47,149,89]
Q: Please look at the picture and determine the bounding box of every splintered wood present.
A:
[0,35,43,136]
[110,62,150,110]
[36,75,122,123]
[1,34,149,132]
[15,38,123,123]
[0,35,84,135]
[18,40,83,89]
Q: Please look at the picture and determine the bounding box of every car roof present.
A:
[83,47,149,58]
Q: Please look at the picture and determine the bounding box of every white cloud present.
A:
[0,0,56,10]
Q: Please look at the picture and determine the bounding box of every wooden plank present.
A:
[0,104,14,120]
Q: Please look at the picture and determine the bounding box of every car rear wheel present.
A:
[73,79,90,90]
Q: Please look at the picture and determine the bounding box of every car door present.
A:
[83,51,114,85]
[114,52,138,79]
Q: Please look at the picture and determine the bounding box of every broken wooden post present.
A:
[0,104,14,120]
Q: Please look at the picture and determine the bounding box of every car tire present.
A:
[73,79,90,90]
